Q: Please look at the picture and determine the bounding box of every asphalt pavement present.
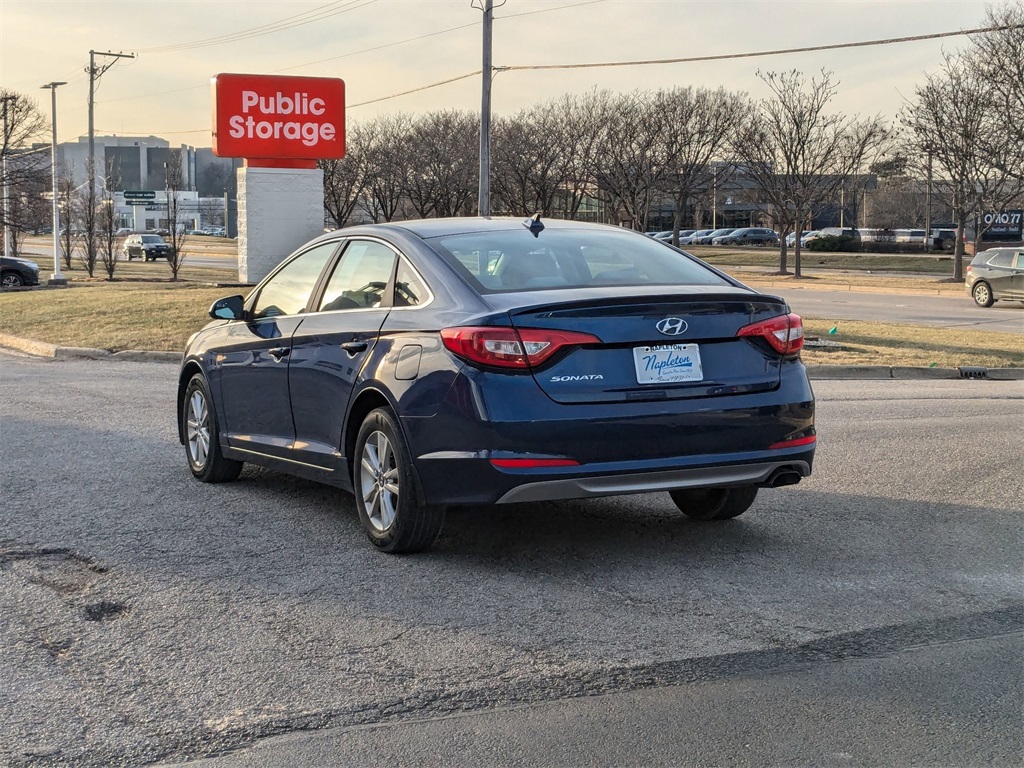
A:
[1,354,1021,766]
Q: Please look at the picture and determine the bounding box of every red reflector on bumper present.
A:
[769,435,817,449]
[490,458,581,468]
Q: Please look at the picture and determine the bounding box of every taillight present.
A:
[440,326,602,369]
[737,313,804,356]
[769,434,816,449]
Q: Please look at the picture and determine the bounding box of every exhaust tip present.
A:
[764,468,803,488]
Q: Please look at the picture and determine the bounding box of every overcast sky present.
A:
[0,0,1000,147]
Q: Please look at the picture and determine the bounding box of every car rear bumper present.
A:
[412,446,814,506]
[405,362,815,507]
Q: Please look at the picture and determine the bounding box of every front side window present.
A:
[252,243,337,319]
[318,240,397,311]
[429,227,730,294]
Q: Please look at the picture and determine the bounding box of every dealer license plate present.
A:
[633,344,703,384]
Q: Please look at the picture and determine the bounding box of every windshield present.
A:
[141,235,164,243]
[427,227,731,294]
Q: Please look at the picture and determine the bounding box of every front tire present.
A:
[972,281,995,307]
[354,408,444,553]
[183,373,243,483]
[1,271,24,288]
[669,486,758,521]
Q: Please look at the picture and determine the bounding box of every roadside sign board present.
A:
[981,210,1023,241]
[123,190,157,203]
[212,73,345,160]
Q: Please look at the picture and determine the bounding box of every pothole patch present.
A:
[83,601,129,622]
[0,545,107,594]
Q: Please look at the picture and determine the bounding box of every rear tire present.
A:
[354,408,444,553]
[972,281,995,307]
[669,486,758,521]
[183,373,243,483]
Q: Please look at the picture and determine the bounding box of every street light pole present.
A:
[41,81,68,285]
[1,95,16,258]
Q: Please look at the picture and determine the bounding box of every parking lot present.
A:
[2,354,1022,766]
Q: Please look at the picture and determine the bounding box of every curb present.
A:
[2,332,1021,380]
[0,333,179,363]
[803,364,1024,381]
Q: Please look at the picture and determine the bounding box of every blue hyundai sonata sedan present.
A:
[178,217,814,553]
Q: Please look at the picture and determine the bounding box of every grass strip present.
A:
[1,282,1019,367]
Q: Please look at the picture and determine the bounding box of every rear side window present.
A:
[986,251,1013,268]
[428,228,729,294]
[318,240,396,311]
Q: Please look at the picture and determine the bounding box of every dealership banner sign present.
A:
[212,73,345,161]
[981,210,1023,241]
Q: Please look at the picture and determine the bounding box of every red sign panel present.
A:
[212,73,345,160]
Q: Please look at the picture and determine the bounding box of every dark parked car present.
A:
[178,218,815,553]
[678,229,714,245]
[123,234,174,261]
[965,247,1024,306]
[0,256,41,288]
[713,227,780,246]
[695,228,735,245]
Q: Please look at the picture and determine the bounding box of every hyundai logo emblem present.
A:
[656,317,688,336]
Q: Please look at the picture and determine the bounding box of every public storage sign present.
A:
[212,73,345,160]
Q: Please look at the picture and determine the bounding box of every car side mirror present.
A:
[209,295,245,320]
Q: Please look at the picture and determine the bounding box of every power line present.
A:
[350,70,483,108]
[274,21,481,73]
[137,0,377,53]
[275,0,608,73]
[93,0,605,103]
[87,19,1020,130]
[501,22,1024,73]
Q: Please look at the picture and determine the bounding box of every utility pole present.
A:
[87,50,134,192]
[41,82,68,284]
[1,95,16,257]
[477,0,493,217]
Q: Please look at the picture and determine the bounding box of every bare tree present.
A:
[76,184,99,277]
[97,159,120,279]
[58,171,77,270]
[656,86,747,245]
[198,197,223,228]
[594,91,670,230]
[165,153,189,280]
[320,122,367,228]
[973,3,1024,176]
[492,102,569,217]
[1,90,48,256]
[901,48,1023,279]
[732,70,890,275]
[361,113,414,223]
[403,111,477,219]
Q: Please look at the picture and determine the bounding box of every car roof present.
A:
[300,217,635,247]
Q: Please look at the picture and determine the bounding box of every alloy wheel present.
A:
[360,430,400,532]
[1,273,23,288]
[186,390,210,468]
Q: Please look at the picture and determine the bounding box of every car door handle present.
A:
[341,341,368,355]
[268,347,290,361]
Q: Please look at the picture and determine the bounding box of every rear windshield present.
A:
[427,227,730,294]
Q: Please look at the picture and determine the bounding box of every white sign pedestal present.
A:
[237,166,324,284]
